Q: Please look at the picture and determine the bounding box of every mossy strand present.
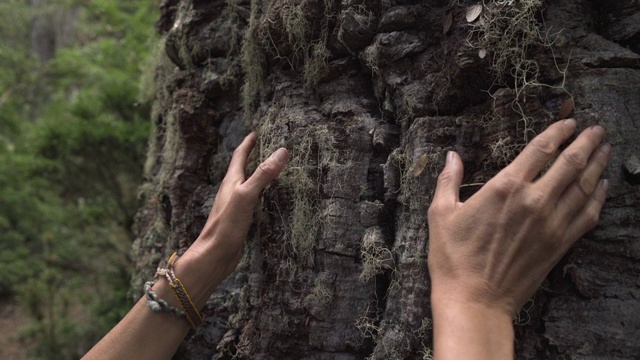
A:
[466,0,571,142]
[258,109,338,271]
[240,0,333,118]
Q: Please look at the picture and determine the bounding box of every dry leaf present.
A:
[413,154,429,177]
[466,4,483,23]
[558,98,575,119]
[443,12,453,35]
[478,49,487,58]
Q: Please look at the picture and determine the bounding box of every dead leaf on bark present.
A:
[558,98,575,119]
[466,4,483,23]
[443,12,453,35]
[413,154,429,177]
[479,49,487,58]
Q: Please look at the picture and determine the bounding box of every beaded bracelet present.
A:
[143,252,204,329]
[143,280,185,318]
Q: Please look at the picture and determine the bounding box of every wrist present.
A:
[431,290,514,360]
[430,275,518,317]
[171,238,239,309]
[194,216,246,263]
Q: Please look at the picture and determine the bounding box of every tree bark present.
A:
[132,0,640,358]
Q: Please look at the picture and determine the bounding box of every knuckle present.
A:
[530,137,556,159]
[436,168,454,187]
[232,146,243,158]
[427,205,436,219]
[594,150,610,169]
[491,175,522,198]
[585,208,601,228]
[522,189,547,215]
[561,149,588,171]
[427,202,442,219]
[234,185,254,202]
[257,160,277,179]
[576,176,595,198]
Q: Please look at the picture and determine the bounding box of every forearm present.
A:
[84,238,231,360]
[431,292,514,360]
[84,132,288,359]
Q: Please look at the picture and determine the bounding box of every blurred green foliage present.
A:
[0,0,157,358]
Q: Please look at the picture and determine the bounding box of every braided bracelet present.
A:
[143,252,204,328]
[165,252,204,328]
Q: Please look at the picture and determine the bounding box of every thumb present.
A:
[243,148,289,197]
[432,151,464,206]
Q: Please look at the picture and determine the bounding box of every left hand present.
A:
[192,132,289,277]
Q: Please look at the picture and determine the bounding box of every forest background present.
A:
[0,0,157,358]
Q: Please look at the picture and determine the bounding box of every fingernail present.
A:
[601,179,609,192]
[564,118,577,129]
[600,143,611,156]
[447,151,455,165]
[592,125,605,136]
[272,148,289,164]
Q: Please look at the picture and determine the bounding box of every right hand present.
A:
[427,119,610,316]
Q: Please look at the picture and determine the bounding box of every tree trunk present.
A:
[132,0,640,358]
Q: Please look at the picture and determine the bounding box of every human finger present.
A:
[227,132,258,181]
[555,143,610,220]
[537,125,605,200]
[242,148,289,198]
[505,119,577,181]
[431,151,464,209]
[562,179,608,246]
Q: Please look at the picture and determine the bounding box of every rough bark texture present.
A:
[132,0,640,358]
